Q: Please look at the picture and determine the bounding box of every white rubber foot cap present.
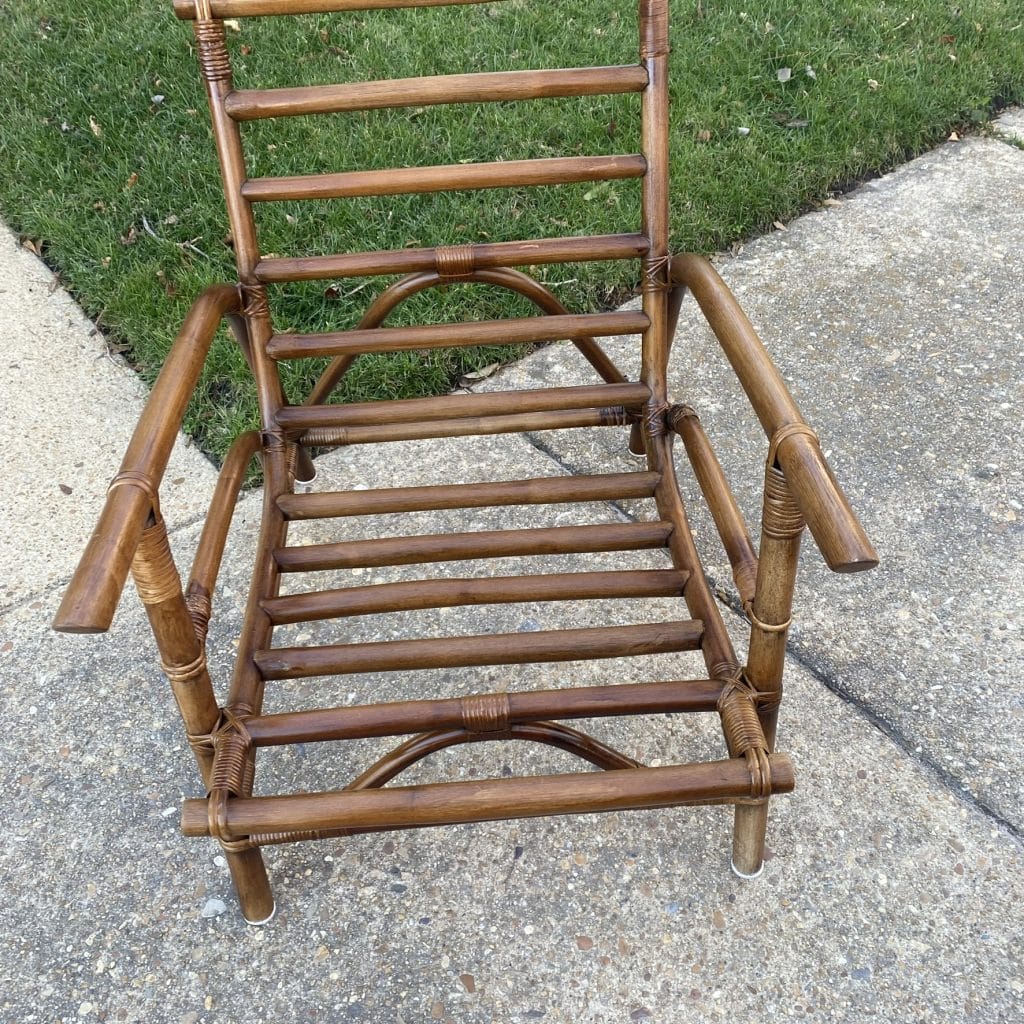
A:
[244,902,277,926]
[730,860,764,880]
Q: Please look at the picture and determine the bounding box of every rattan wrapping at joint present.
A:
[644,401,670,438]
[131,520,182,606]
[717,678,768,757]
[185,586,213,645]
[435,244,476,279]
[642,253,672,293]
[193,19,232,83]
[210,727,253,798]
[762,464,805,539]
[461,692,511,733]
[240,283,271,319]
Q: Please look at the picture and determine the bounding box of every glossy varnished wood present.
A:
[224,65,648,120]
[256,619,704,679]
[273,520,675,572]
[267,311,649,360]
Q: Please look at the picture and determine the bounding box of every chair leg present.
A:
[225,846,275,925]
[731,800,769,878]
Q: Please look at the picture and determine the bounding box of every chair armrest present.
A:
[53,284,243,634]
[669,254,878,573]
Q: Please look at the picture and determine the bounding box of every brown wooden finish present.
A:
[669,254,878,573]
[267,311,649,361]
[244,677,725,746]
[256,619,704,679]
[297,407,630,447]
[54,284,241,634]
[175,0,502,16]
[181,755,795,838]
[243,155,647,202]
[273,520,675,572]
[262,568,689,623]
[255,233,650,283]
[671,406,759,604]
[54,0,879,919]
[278,471,661,520]
[225,65,648,120]
[278,382,650,431]
[304,267,629,404]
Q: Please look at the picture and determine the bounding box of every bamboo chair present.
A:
[54,0,878,924]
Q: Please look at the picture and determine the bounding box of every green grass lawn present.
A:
[1,0,1021,461]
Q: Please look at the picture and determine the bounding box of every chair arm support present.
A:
[53,284,243,634]
[669,254,878,573]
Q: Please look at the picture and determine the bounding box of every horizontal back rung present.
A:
[255,619,704,679]
[243,155,646,202]
[278,382,650,431]
[277,470,660,520]
[262,568,690,623]
[267,311,649,360]
[274,520,675,572]
[174,0,501,17]
[225,66,649,120]
[254,232,649,282]
[298,406,630,446]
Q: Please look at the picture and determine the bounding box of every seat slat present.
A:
[298,407,632,446]
[174,0,504,17]
[255,619,704,679]
[243,155,646,202]
[278,471,660,520]
[277,382,650,431]
[245,678,725,745]
[254,232,650,282]
[262,568,689,623]
[267,311,649,360]
[275,520,675,572]
[224,66,649,120]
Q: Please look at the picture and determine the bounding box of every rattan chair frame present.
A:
[55,0,877,924]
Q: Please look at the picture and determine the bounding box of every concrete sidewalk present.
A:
[1,124,1022,1023]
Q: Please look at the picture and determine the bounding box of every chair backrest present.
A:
[174,0,674,438]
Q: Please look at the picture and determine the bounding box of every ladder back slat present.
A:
[297,407,631,447]
[254,233,650,282]
[225,66,649,120]
[262,569,690,623]
[242,155,647,202]
[255,619,704,678]
[274,521,675,572]
[277,471,661,520]
[277,382,650,430]
[267,311,650,360]
[174,0,503,17]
